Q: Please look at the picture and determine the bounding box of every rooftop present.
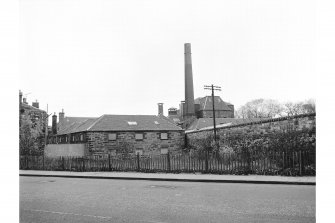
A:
[194,96,233,111]
[57,114,183,135]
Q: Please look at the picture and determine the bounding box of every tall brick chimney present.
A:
[184,43,195,118]
[158,103,164,116]
[52,113,57,135]
[59,109,65,127]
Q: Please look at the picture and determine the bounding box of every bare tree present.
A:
[236,99,283,119]
[303,98,316,113]
[283,99,315,116]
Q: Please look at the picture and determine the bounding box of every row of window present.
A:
[108,133,168,141]
[108,148,169,156]
[49,134,84,144]
[49,132,171,144]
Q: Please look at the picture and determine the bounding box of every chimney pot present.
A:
[158,103,164,116]
[32,100,39,108]
[52,113,57,135]
[19,90,23,104]
[59,109,65,127]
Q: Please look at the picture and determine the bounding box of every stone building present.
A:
[194,96,234,118]
[46,113,184,157]
[19,91,48,141]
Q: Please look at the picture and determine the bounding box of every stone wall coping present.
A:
[186,113,316,135]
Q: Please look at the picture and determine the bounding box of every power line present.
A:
[204,84,221,142]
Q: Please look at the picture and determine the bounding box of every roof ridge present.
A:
[86,115,105,131]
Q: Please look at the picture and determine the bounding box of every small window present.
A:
[127,121,137,125]
[135,133,143,140]
[109,149,116,156]
[154,121,159,125]
[135,149,143,155]
[160,133,168,140]
[72,135,75,142]
[161,148,169,154]
[108,133,117,140]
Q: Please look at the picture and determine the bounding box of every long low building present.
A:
[46,114,184,157]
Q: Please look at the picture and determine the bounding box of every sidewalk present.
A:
[19,170,315,185]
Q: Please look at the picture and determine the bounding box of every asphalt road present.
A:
[20,176,315,223]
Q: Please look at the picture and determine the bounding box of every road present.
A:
[20,176,315,223]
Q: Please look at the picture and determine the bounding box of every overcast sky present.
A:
[19,0,315,119]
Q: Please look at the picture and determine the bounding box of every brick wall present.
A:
[86,131,184,156]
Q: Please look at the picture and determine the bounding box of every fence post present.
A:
[282,151,285,172]
[42,155,45,170]
[205,150,209,173]
[108,154,111,171]
[62,157,65,170]
[299,150,303,176]
[82,158,85,172]
[137,153,140,171]
[167,152,171,172]
[26,156,29,170]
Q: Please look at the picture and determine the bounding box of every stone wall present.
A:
[86,131,184,156]
[186,113,316,152]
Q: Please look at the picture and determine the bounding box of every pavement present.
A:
[19,170,316,185]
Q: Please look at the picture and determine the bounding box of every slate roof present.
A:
[57,115,183,135]
[21,103,47,113]
[57,118,97,135]
[194,96,233,111]
[187,117,265,131]
[88,115,183,132]
[159,115,181,125]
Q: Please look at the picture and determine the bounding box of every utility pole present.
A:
[44,104,52,149]
[204,84,221,142]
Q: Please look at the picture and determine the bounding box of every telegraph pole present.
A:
[44,104,52,148]
[204,84,221,142]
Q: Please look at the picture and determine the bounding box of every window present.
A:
[160,133,168,140]
[135,149,143,155]
[80,134,84,141]
[135,133,143,140]
[154,121,159,125]
[109,149,116,156]
[65,136,68,143]
[161,148,169,154]
[108,133,117,141]
[127,121,137,125]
